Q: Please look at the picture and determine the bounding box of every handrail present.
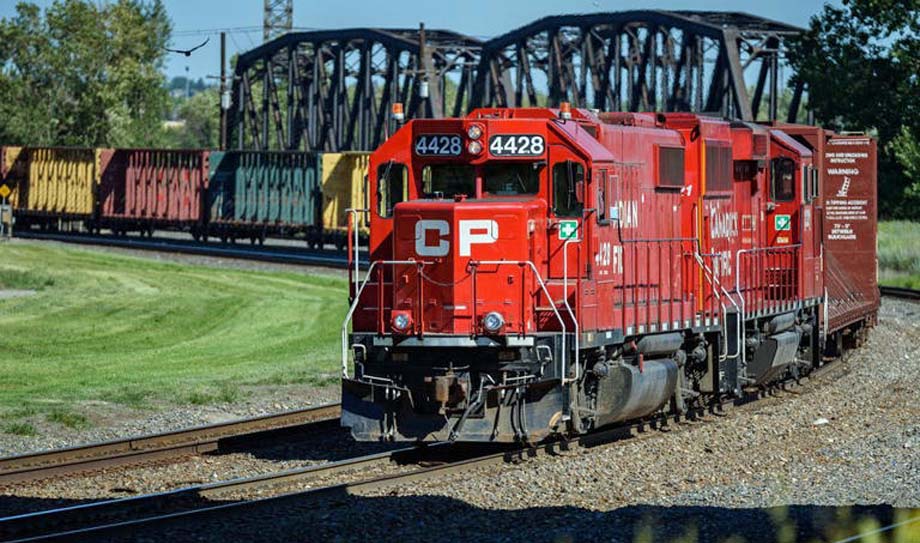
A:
[562,237,581,383]
[612,217,738,357]
[733,244,803,375]
[340,259,427,378]
[733,244,803,295]
[345,207,368,298]
[472,260,573,385]
[693,251,741,361]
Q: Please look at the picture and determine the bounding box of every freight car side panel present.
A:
[208,151,320,227]
[99,149,209,224]
[321,152,370,235]
[822,136,879,332]
[10,147,100,217]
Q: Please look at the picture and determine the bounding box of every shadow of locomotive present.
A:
[2,491,917,542]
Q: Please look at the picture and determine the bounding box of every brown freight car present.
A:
[774,124,879,351]
[96,149,210,236]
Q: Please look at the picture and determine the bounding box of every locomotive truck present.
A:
[341,106,878,443]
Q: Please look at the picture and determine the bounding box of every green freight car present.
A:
[207,151,322,245]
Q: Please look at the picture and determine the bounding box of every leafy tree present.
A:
[890,126,920,200]
[0,0,172,147]
[165,88,220,149]
[788,0,920,218]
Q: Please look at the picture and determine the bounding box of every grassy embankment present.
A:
[0,242,346,435]
[878,221,920,288]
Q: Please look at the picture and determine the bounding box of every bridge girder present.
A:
[230,11,805,152]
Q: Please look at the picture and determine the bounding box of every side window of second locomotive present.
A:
[770,157,796,202]
[377,162,407,218]
[553,161,584,217]
[596,169,607,223]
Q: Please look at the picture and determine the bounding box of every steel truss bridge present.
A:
[229,10,805,152]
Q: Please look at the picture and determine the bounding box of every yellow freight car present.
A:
[321,152,371,249]
[8,148,104,226]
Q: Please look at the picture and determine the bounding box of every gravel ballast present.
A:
[101,299,919,542]
[0,384,339,457]
[4,299,918,542]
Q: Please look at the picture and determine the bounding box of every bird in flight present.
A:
[165,37,210,57]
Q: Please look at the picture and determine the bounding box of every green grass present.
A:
[878,221,920,288]
[3,422,37,436]
[0,242,347,423]
[46,408,90,429]
[0,268,55,290]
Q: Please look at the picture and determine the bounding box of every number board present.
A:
[414,135,462,156]
[488,135,545,157]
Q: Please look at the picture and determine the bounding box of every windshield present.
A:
[421,162,540,198]
[482,163,540,196]
[422,164,475,197]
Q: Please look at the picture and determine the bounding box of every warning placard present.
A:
[824,137,874,243]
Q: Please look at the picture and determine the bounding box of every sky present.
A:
[1,0,839,80]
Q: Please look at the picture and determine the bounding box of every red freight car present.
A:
[340,107,876,443]
[96,149,210,235]
[773,124,879,348]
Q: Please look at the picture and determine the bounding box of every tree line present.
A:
[0,0,917,218]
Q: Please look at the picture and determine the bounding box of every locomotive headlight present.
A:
[482,311,505,332]
[392,312,411,332]
[467,140,483,155]
[467,124,483,140]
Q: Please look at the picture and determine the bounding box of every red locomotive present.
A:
[341,105,878,443]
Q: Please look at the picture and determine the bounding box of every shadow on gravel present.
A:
[240,497,918,543]
[6,492,911,543]
[217,424,409,464]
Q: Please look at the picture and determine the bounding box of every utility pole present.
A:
[417,22,442,119]
[219,32,229,150]
[263,0,293,42]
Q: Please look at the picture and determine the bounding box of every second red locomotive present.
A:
[341,106,878,443]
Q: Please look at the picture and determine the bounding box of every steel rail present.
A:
[13,231,360,270]
[0,403,341,486]
[879,285,920,301]
[1,358,847,543]
[0,441,467,542]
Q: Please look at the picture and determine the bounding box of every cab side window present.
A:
[770,157,796,202]
[802,165,819,203]
[377,162,407,218]
[596,169,607,223]
[553,161,584,217]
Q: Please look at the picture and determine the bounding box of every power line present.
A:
[173,26,262,37]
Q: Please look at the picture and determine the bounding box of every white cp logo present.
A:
[415,219,498,257]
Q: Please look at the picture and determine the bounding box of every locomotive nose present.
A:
[392,200,539,336]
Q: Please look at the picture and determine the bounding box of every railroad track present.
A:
[0,440,508,542]
[0,403,341,486]
[13,231,358,269]
[0,363,842,543]
[879,285,920,301]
